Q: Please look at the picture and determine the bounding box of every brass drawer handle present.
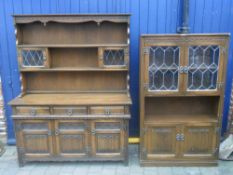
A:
[180,133,185,141]
[176,133,181,141]
[176,133,185,141]
[105,108,111,115]
[55,129,59,136]
[91,129,95,135]
[66,109,73,116]
[48,131,52,136]
[30,109,36,116]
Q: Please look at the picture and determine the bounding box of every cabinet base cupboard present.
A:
[140,34,229,166]
[10,14,131,166]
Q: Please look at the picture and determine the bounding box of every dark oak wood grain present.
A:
[140,34,229,166]
[11,14,131,166]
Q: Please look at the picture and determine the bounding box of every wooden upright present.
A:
[10,14,131,166]
[140,34,229,166]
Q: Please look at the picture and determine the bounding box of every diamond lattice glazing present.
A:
[188,45,220,90]
[148,46,180,91]
[22,50,44,67]
[103,50,124,66]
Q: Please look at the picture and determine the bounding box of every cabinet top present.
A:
[141,33,230,38]
[13,14,130,24]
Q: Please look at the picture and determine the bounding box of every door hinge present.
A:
[85,146,91,155]
[143,47,150,55]
[220,46,227,54]
[121,123,128,131]
[213,148,219,156]
[141,128,147,135]
[217,82,224,89]
[141,147,147,159]
[176,133,185,141]
[15,124,22,132]
[144,83,149,90]
[91,129,95,135]
[215,127,220,133]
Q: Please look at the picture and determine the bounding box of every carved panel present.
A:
[183,126,215,157]
[145,126,177,157]
[24,134,50,154]
[59,134,86,154]
[95,133,121,153]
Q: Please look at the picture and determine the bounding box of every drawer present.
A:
[90,106,125,115]
[15,106,50,115]
[53,107,87,116]
[95,121,122,130]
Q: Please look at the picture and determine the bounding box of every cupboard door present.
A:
[98,47,129,68]
[91,120,125,158]
[181,124,217,159]
[17,120,53,159]
[18,48,50,69]
[142,125,179,160]
[55,120,89,158]
[143,45,184,95]
[185,45,224,94]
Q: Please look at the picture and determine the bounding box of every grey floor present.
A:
[0,144,233,175]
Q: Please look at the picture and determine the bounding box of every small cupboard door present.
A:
[181,124,217,159]
[91,120,125,158]
[142,125,180,160]
[184,44,225,95]
[98,47,129,68]
[143,44,185,95]
[54,120,89,158]
[17,120,53,159]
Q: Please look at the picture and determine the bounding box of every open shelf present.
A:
[10,93,132,106]
[145,114,218,124]
[144,96,220,124]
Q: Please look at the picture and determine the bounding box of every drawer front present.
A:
[53,107,87,116]
[16,106,50,115]
[90,106,125,115]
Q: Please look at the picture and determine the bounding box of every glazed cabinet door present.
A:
[184,44,225,95]
[17,48,50,69]
[15,120,53,159]
[181,124,218,159]
[142,125,179,160]
[91,120,126,159]
[143,44,184,95]
[98,47,129,68]
[54,120,89,158]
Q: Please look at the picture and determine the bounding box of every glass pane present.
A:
[148,46,179,91]
[188,45,220,90]
[103,49,124,66]
[22,50,44,67]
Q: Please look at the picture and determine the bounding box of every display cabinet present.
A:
[10,14,131,166]
[140,34,229,166]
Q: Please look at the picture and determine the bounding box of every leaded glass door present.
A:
[144,45,184,95]
[184,44,224,94]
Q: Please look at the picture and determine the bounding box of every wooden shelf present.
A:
[17,44,128,48]
[144,114,218,124]
[9,93,132,106]
[20,67,128,72]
